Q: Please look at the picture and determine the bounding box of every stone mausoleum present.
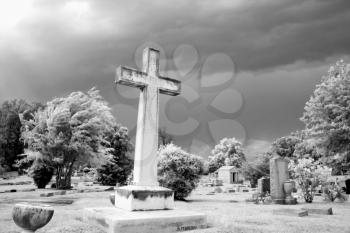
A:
[217,166,244,184]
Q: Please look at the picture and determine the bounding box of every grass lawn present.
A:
[0,185,349,233]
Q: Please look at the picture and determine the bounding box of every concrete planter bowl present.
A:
[12,203,54,233]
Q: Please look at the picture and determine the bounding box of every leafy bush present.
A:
[158,144,203,200]
[97,127,133,186]
[323,183,348,202]
[29,158,54,189]
[289,158,332,203]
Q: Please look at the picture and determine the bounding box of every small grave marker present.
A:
[301,207,333,215]
[273,208,308,217]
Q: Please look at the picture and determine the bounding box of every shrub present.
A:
[29,158,54,189]
[323,183,348,202]
[158,143,203,200]
[289,158,332,203]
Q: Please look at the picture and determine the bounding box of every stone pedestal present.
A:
[84,208,207,233]
[114,185,174,211]
[270,156,289,204]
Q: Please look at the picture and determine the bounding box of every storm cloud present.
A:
[0,0,349,158]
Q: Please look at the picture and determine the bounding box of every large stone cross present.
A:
[115,47,181,187]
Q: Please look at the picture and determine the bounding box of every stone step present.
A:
[84,208,207,233]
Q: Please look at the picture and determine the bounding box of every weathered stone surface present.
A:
[115,48,181,187]
[111,48,184,212]
[270,156,289,204]
[114,185,174,211]
[84,208,207,233]
[54,190,66,195]
[301,207,333,215]
[273,208,308,217]
[40,192,54,197]
[17,199,74,205]
[12,203,54,232]
[214,187,222,193]
[81,48,208,233]
[257,177,270,194]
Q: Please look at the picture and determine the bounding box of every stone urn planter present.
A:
[283,180,297,205]
[12,203,54,232]
[109,193,115,206]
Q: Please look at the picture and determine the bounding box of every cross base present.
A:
[285,197,297,205]
[114,185,174,211]
[83,208,207,233]
[272,198,285,204]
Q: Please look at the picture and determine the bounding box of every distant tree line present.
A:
[0,60,348,198]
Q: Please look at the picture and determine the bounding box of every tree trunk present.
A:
[56,161,75,190]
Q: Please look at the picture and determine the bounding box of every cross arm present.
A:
[115,66,148,88]
[158,76,181,96]
[115,66,181,96]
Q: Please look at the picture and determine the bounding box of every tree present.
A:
[158,143,203,200]
[301,60,350,174]
[0,99,44,171]
[0,109,23,170]
[208,137,246,173]
[1,99,32,117]
[97,126,134,186]
[22,88,116,189]
[242,152,271,188]
[293,137,321,160]
[271,135,301,159]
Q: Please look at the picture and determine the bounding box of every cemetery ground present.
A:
[1,177,350,233]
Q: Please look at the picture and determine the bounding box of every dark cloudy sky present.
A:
[1,0,350,160]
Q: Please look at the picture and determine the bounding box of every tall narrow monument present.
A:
[270,155,289,204]
[84,48,207,233]
[114,47,180,210]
